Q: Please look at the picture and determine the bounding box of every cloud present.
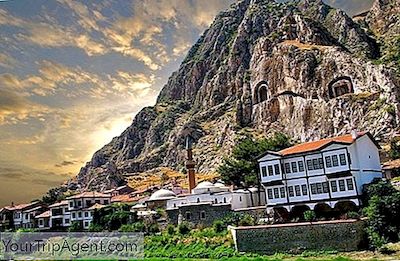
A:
[0,53,17,69]
[55,160,78,168]
[0,88,51,124]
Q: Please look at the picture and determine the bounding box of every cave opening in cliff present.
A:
[328,76,354,98]
[255,81,269,103]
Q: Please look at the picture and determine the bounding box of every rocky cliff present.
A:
[75,0,400,191]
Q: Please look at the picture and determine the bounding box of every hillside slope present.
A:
[74,0,400,191]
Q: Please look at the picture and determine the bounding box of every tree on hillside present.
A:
[217,132,291,188]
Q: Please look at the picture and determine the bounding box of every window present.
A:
[78,212,82,218]
[223,197,226,203]
[200,211,206,220]
[84,212,89,217]
[312,159,319,170]
[325,156,332,168]
[295,185,301,196]
[291,162,298,173]
[77,201,82,207]
[274,164,280,175]
[339,154,347,166]
[288,186,294,197]
[214,198,218,204]
[346,178,354,190]
[301,184,308,195]
[103,200,109,205]
[95,200,100,204]
[274,188,279,198]
[267,189,273,199]
[72,213,76,219]
[239,196,242,202]
[298,161,304,172]
[268,165,274,176]
[84,221,89,227]
[330,181,338,192]
[197,198,200,203]
[86,200,92,207]
[316,183,323,194]
[339,180,346,191]
[39,220,43,226]
[69,202,73,208]
[311,184,317,194]
[185,211,191,220]
[322,182,329,193]
[280,187,286,198]
[65,219,70,224]
[307,160,313,171]
[332,155,339,167]
[318,158,324,169]
[285,163,291,174]
[261,166,267,177]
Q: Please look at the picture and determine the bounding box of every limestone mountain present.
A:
[74,0,399,191]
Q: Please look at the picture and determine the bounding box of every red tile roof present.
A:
[111,194,138,203]
[67,192,111,199]
[48,200,68,208]
[35,210,50,219]
[8,202,39,211]
[278,132,367,156]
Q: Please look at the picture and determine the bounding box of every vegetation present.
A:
[304,210,316,222]
[218,133,292,187]
[91,203,137,231]
[389,137,400,160]
[363,179,400,248]
[68,221,83,232]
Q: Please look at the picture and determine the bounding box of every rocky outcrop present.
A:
[75,0,400,191]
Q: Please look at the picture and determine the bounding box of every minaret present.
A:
[186,136,196,193]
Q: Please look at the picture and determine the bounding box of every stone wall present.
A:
[167,203,232,226]
[234,206,267,222]
[230,219,366,254]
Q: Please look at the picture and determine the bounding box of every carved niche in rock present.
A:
[328,76,354,99]
[254,81,269,104]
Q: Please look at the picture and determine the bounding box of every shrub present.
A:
[213,220,225,233]
[178,222,190,235]
[166,224,175,235]
[147,223,160,234]
[363,180,400,248]
[88,223,103,232]
[304,210,316,222]
[238,214,255,226]
[68,221,83,232]
[346,211,360,220]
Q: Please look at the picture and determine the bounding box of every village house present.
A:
[48,200,70,230]
[257,131,382,218]
[67,192,111,229]
[35,210,51,230]
[0,207,13,231]
[10,201,44,229]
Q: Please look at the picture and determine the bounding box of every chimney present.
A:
[185,136,196,193]
[11,202,14,207]
[351,129,359,139]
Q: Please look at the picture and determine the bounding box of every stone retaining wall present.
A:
[230,219,366,254]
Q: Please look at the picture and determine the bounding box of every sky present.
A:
[0,0,374,207]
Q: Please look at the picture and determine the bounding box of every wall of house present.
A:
[230,220,366,254]
[167,203,232,226]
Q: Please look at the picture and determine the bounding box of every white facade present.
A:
[258,132,382,214]
[67,192,111,229]
[166,182,265,211]
[48,201,71,229]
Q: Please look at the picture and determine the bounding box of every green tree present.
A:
[218,132,291,187]
[363,179,400,248]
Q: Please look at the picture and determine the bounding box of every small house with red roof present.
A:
[257,131,382,218]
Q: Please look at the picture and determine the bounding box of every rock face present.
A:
[76,0,400,191]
